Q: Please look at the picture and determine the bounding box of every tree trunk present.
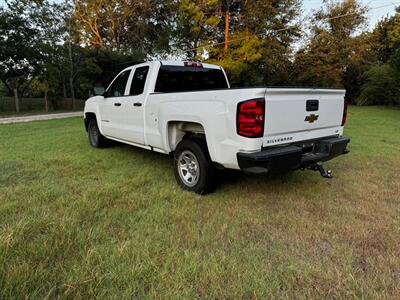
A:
[224,10,230,53]
[62,74,67,100]
[44,89,49,112]
[69,75,75,110]
[14,88,20,112]
[68,42,75,109]
[68,20,75,110]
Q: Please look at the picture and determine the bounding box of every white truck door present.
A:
[115,65,150,145]
[99,69,131,138]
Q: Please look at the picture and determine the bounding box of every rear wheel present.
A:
[173,137,217,194]
[88,118,109,148]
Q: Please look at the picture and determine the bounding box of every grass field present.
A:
[0,106,399,299]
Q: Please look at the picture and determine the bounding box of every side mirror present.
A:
[94,86,105,96]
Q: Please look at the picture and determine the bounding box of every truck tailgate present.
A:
[263,88,345,146]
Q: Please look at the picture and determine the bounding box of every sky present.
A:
[0,0,399,29]
[302,0,399,28]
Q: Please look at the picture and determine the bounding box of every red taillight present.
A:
[184,61,203,67]
[237,98,265,138]
[341,99,348,126]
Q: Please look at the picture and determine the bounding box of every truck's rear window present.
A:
[154,65,228,93]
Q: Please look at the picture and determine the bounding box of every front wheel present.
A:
[88,118,109,148]
[173,137,217,194]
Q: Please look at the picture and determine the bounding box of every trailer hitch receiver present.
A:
[306,163,332,179]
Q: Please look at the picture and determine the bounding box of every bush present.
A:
[357,63,400,105]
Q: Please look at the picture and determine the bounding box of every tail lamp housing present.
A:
[237,98,265,138]
[341,98,348,126]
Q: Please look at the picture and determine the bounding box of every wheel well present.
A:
[84,112,96,132]
[168,121,206,151]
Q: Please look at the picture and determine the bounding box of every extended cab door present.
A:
[99,69,131,138]
[114,65,150,144]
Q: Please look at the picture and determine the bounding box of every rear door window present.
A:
[130,66,149,96]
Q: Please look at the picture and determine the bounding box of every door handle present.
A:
[133,102,142,107]
[114,103,121,107]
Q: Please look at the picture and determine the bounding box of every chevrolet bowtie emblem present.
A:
[305,114,319,123]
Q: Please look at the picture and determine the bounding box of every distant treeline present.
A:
[0,0,399,112]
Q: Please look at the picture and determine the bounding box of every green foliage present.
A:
[207,0,301,86]
[357,52,400,106]
[174,0,221,58]
[207,33,264,86]
[356,7,400,105]
[75,48,140,90]
[0,2,45,95]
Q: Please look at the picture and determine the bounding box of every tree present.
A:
[355,6,400,105]
[370,6,400,63]
[0,0,75,112]
[342,32,376,103]
[31,77,50,112]
[174,0,221,59]
[73,0,174,56]
[29,1,72,107]
[357,58,400,105]
[0,2,44,111]
[175,0,301,86]
[293,0,367,89]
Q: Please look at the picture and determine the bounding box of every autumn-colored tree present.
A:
[294,0,367,89]
[342,32,376,103]
[370,7,400,63]
[73,0,174,56]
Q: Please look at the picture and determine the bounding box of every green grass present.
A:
[0,106,399,299]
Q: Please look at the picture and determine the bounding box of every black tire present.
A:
[88,118,109,148]
[173,137,217,194]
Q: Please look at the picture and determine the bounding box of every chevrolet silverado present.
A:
[84,61,350,194]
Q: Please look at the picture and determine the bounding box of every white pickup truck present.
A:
[84,60,349,194]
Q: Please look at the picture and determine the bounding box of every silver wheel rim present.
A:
[177,150,200,187]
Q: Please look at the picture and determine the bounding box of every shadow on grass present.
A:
[110,141,312,193]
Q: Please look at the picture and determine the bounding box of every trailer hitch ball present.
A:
[305,163,333,179]
[326,169,332,178]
